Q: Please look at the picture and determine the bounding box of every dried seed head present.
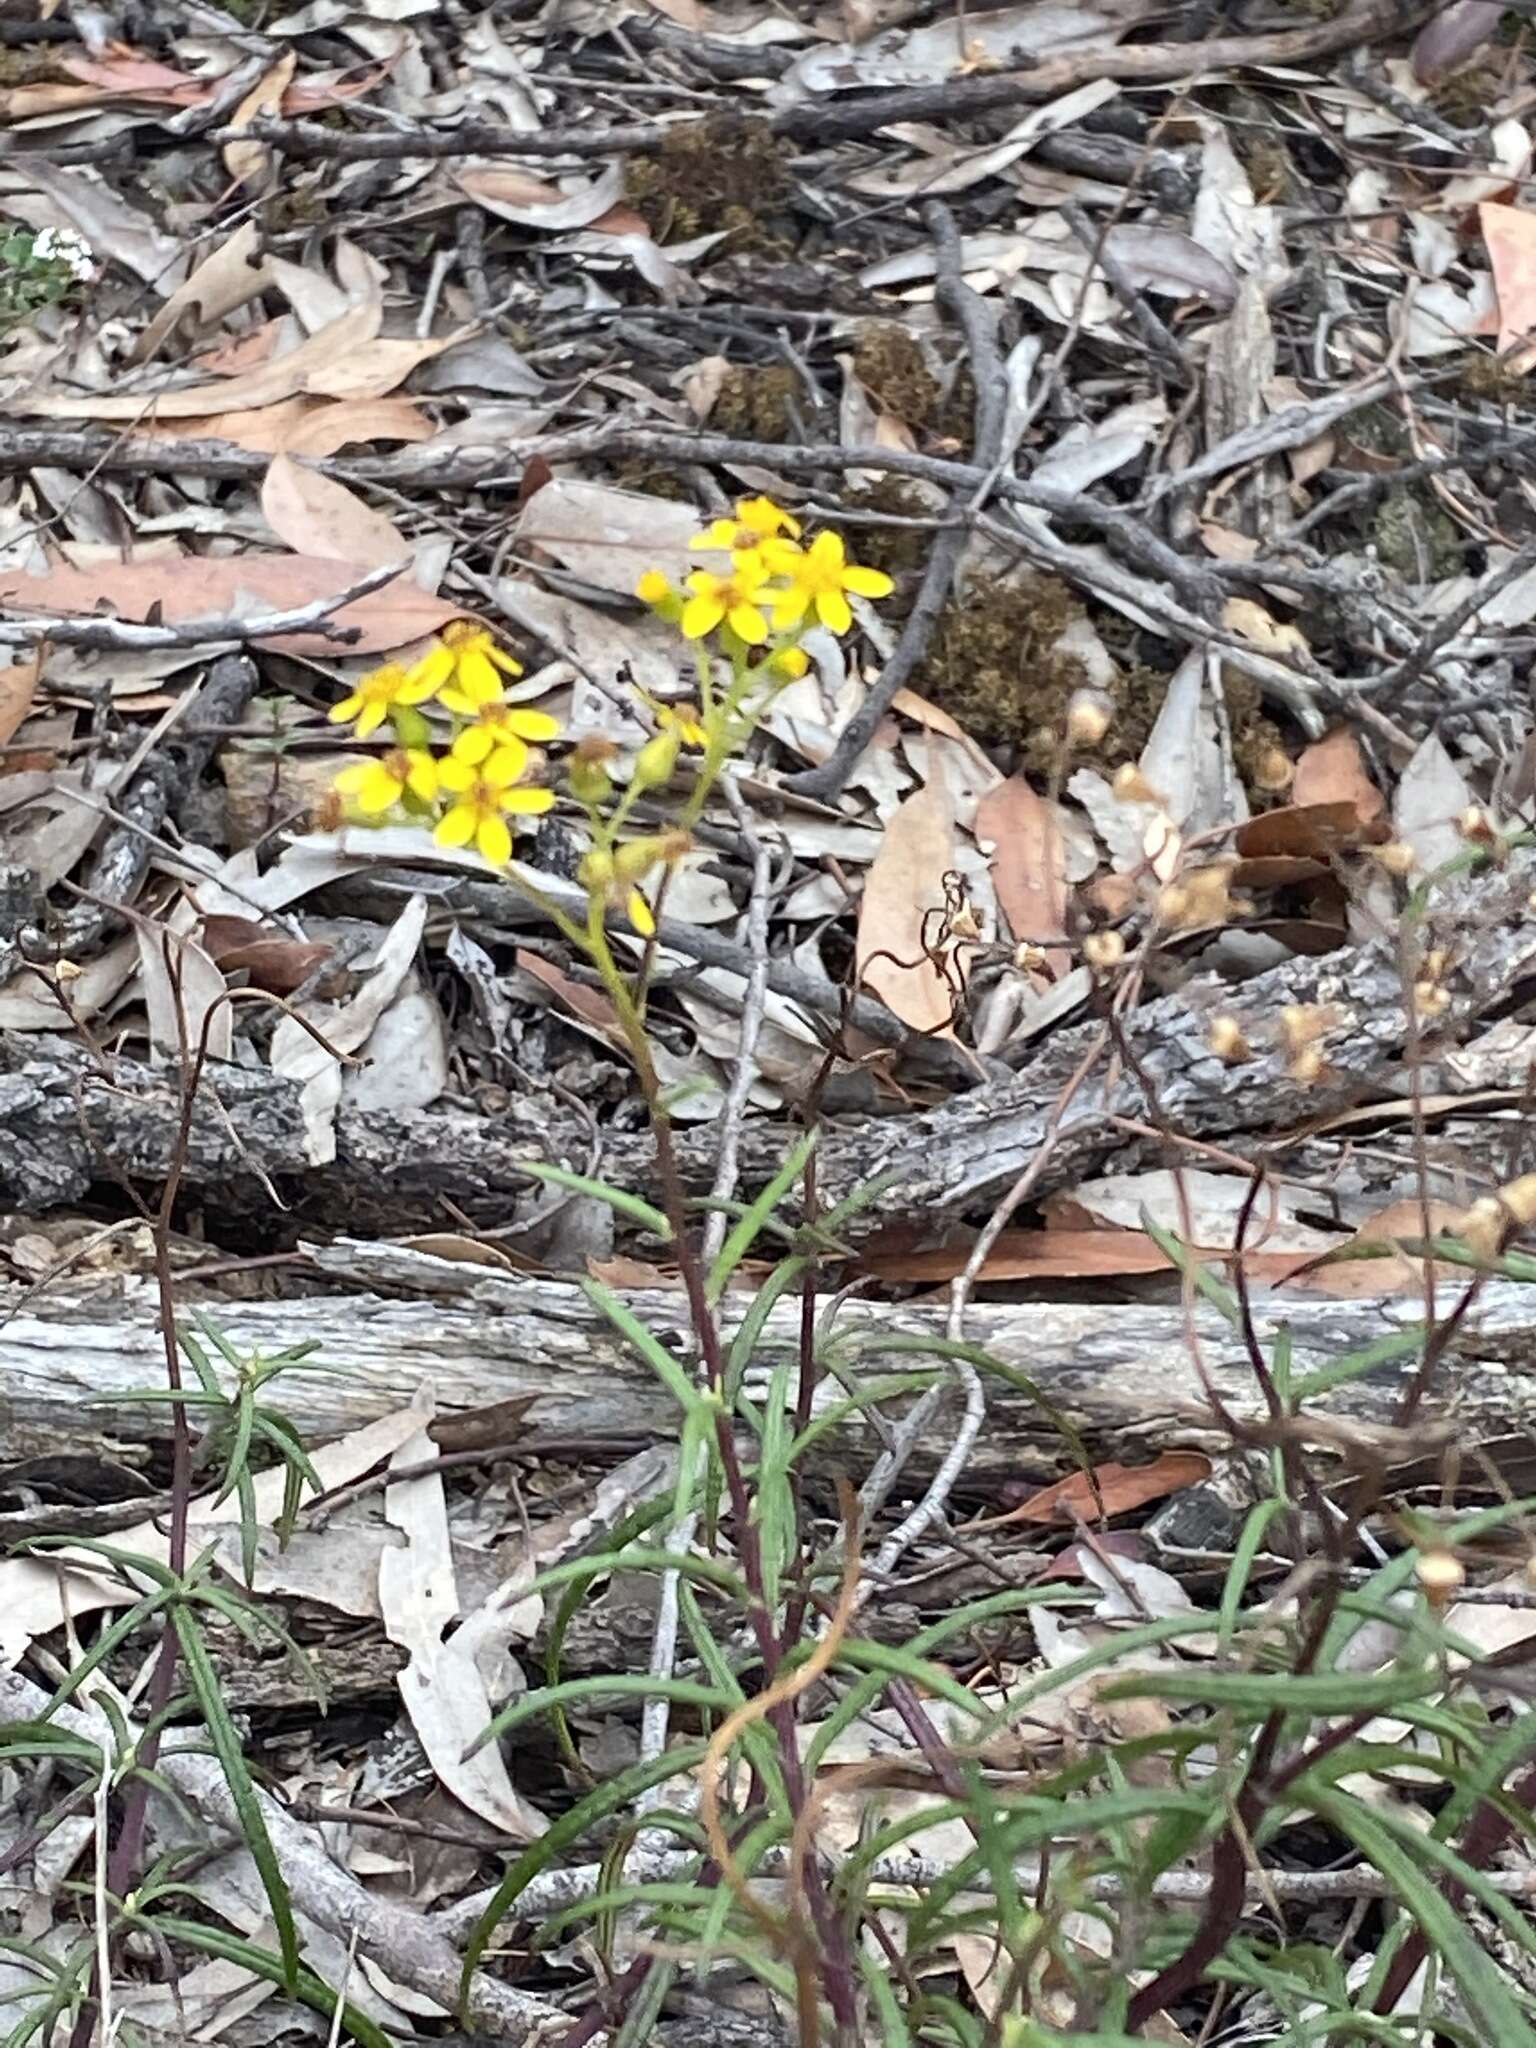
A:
[1458,804,1495,844]
[1065,688,1113,748]
[1158,883,1191,926]
[1373,840,1418,877]
[1415,1550,1464,1607]
[1412,981,1450,1018]
[1083,930,1126,972]
[1280,1004,1330,1055]
[1422,947,1452,982]
[1208,1014,1250,1063]
[1253,745,1294,793]
[1112,763,1163,806]
[1457,1195,1507,1263]
[1288,1045,1327,1086]
[949,901,982,943]
[1014,942,1048,975]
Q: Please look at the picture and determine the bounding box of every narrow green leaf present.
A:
[515,1161,672,1240]
[705,1128,817,1302]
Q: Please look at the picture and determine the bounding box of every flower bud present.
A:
[1373,840,1417,876]
[1065,689,1112,748]
[633,727,682,793]
[1208,1015,1249,1063]
[1112,763,1163,806]
[1083,930,1125,972]
[1253,746,1294,793]
[569,737,618,805]
[579,847,616,891]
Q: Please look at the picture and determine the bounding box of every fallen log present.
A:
[0,847,1529,1235]
[5,1240,1534,1472]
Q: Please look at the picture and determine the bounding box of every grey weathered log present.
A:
[4,1244,1536,1468]
[0,847,1529,1230]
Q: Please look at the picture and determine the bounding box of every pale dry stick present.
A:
[0,562,407,653]
[635,803,778,1803]
[436,1844,1536,1943]
[92,1769,112,2048]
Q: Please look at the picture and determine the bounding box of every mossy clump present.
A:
[708,364,803,441]
[1458,349,1536,408]
[1233,132,1295,204]
[625,117,794,252]
[923,573,1126,768]
[923,573,1287,795]
[1371,485,1464,582]
[609,459,696,503]
[841,478,944,614]
[852,324,974,447]
[0,47,73,85]
[1432,62,1499,127]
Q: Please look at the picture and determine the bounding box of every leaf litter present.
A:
[8,1,1536,2041]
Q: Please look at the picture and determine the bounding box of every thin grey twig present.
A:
[781,201,1010,801]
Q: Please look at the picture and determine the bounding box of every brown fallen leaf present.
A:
[131,395,433,458]
[1234,800,1382,862]
[857,1226,1311,1285]
[1292,726,1385,822]
[1281,1199,1466,1299]
[856,754,959,1035]
[1481,200,1536,363]
[0,655,42,749]
[260,454,408,570]
[201,914,334,996]
[0,555,456,658]
[973,776,1069,975]
[982,1452,1214,1529]
[517,947,626,1046]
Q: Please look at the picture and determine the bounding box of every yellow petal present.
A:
[408,645,454,693]
[404,754,439,800]
[626,887,656,935]
[816,588,853,636]
[681,595,724,640]
[843,565,894,598]
[329,693,364,725]
[689,520,739,550]
[489,645,523,678]
[438,756,476,794]
[502,786,556,815]
[397,670,439,705]
[354,702,387,738]
[505,708,560,742]
[438,683,480,717]
[454,647,502,703]
[771,589,810,631]
[808,530,845,572]
[334,762,372,795]
[477,813,513,865]
[357,766,403,814]
[453,725,493,766]
[434,803,477,847]
[482,739,530,788]
[728,601,769,646]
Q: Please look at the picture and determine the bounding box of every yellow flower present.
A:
[447,696,561,761]
[435,744,554,865]
[681,551,772,645]
[644,696,708,748]
[767,646,809,680]
[692,496,802,551]
[410,620,523,710]
[335,747,439,814]
[328,663,437,740]
[770,531,893,636]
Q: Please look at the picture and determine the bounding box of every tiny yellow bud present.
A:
[636,570,671,604]
[1415,1550,1464,1608]
[1112,763,1163,806]
[771,645,810,679]
[1083,930,1125,972]
[1208,1015,1250,1063]
[1065,689,1112,748]
[1253,745,1294,793]
[1373,840,1418,876]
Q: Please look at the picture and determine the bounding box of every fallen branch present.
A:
[7,1242,1536,1465]
[0,562,405,652]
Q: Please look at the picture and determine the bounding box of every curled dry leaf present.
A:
[201,914,334,995]
[990,1452,1214,1527]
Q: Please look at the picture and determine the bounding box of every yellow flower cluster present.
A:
[637,496,894,648]
[329,620,558,866]
[326,500,890,935]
